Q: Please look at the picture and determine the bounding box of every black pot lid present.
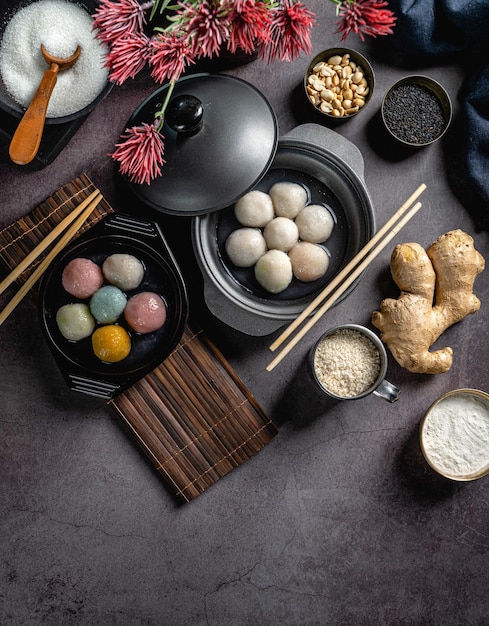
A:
[122,74,279,216]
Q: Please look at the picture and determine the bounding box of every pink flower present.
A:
[93,0,153,44]
[110,121,166,186]
[180,0,232,59]
[335,0,397,41]
[105,33,151,84]
[259,0,315,63]
[227,0,273,54]
[149,33,196,84]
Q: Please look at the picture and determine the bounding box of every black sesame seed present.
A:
[383,83,445,144]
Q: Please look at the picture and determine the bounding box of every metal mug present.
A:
[309,323,399,403]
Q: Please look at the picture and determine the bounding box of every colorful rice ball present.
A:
[124,291,167,334]
[62,258,104,299]
[102,253,145,291]
[56,303,95,341]
[90,285,127,324]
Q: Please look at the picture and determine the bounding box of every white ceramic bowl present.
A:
[420,389,489,481]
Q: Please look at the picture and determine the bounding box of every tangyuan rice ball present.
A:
[234,190,274,227]
[102,253,144,291]
[90,285,127,324]
[263,217,299,252]
[254,249,293,294]
[295,205,334,243]
[269,182,308,218]
[288,242,329,282]
[56,303,95,341]
[62,257,103,299]
[92,325,131,363]
[225,228,267,267]
[124,292,167,334]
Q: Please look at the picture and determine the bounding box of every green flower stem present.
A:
[154,80,176,133]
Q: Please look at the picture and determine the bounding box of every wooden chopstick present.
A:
[0,191,102,327]
[266,189,425,372]
[0,189,101,297]
[269,183,427,353]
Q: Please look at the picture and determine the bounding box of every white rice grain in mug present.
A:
[0,0,109,118]
[313,327,381,398]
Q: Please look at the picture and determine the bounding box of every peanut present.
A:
[307,53,371,118]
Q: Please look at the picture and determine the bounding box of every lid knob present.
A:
[166,94,204,134]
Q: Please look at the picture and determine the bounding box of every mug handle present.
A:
[373,379,400,403]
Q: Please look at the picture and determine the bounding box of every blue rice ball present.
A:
[90,285,127,324]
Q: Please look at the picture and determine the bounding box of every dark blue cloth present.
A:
[388,0,489,230]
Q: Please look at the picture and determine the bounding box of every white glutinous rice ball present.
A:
[102,254,145,291]
[269,182,308,218]
[288,242,330,282]
[295,204,335,243]
[254,249,293,294]
[263,217,299,252]
[225,228,267,267]
[234,190,274,227]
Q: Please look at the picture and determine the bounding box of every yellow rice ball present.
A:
[92,325,131,363]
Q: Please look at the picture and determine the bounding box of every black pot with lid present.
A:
[124,73,279,216]
[122,74,376,335]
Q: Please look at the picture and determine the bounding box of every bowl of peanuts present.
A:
[304,48,374,120]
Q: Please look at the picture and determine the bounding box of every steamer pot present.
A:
[120,76,375,336]
[192,124,375,335]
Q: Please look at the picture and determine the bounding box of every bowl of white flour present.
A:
[420,389,489,481]
[0,0,110,123]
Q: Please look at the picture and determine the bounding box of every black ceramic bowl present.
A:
[192,124,376,335]
[381,75,452,147]
[38,214,188,398]
[304,47,375,121]
[0,0,112,124]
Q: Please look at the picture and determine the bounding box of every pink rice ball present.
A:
[124,292,167,334]
[62,258,104,299]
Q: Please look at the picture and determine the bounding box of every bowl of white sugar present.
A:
[420,389,489,481]
[0,0,111,123]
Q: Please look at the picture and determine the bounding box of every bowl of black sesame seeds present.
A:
[381,75,452,148]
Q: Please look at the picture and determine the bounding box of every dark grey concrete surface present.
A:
[1,2,488,624]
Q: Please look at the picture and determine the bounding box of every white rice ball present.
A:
[225,228,267,267]
[295,204,334,243]
[234,190,274,227]
[254,249,293,294]
[263,217,299,252]
[269,182,308,218]
[102,253,144,291]
[288,242,330,282]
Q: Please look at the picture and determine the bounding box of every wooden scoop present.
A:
[9,44,81,165]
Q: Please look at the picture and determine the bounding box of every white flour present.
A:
[422,392,489,478]
[0,0,108,118]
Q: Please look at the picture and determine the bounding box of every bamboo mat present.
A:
[0,175,278,502]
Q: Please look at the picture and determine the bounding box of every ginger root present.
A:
[371,229,485,374]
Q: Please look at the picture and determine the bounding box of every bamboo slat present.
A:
[0,173,113,284]
[0,175,278,503]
